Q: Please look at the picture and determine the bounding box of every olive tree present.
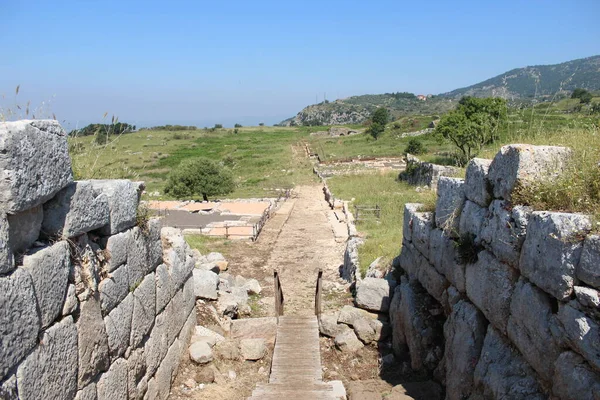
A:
[164,157,234,201]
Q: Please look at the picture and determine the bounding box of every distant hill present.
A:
[439,55,600,100]
[279,55,600,126]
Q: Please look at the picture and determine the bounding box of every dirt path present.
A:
[263,185,346,315]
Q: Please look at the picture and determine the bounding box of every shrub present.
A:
[404,138,427,155]
[234,123,242,128]
[164,157,235,201]
[368,122,385,140]
[214,124,223,129]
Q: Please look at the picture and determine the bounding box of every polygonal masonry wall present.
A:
[0,120,197,400]
[392,144,600,400]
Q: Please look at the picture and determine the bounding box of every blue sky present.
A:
[1,0,598,128]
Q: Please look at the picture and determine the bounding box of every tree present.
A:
[404,138,427,155]
[234,123,242,128]
[368,123,384,140]
[164,157,234,201]
[259,122,265,126]
[368,107,389,140]
[214,124,223,129]
[572,88,593,104]
[435,96,507,165]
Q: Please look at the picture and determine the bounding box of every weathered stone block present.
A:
[428,229,465,293]
[42,181,110,239]
[77,296,110,388]
[472,326,545,400]
[230,317,278,345]
[574,285,600,309]
[130,272,156,349]
[8,205,43,254]
[71,234,101,301]
[337,305,379,327]
[464,157,492,207]
[403,203,423,243]
[152,338,181,400]
[443,300,487,400]
[507,279,561,382]
[465,250,518,334]
[161,227,188,264]
[90,180,142,235]
[0,213,13,274]
[0,268,40,382]
[552,351,600,400]
[558,302,600,371]
[479,200,531,267]
[578,234,600,289]
[74,383,97,400]
[342,237,363,282]
[96,358,127,400]
[127,227,152,289]
[22,240,70,328]
[398,240,418,279]
[415,255,449,303]
[146,218,163,270]
[435,177,465,235]
[355,277,395,313]
[155,263,174,314]
[17,316,78,400]
[412,211,434,257]
[193,269,219,300]
[144,310,167,379]
[62,283,78,316]
[104,293,133,362]
[98,263,129,315]
[0,374,17,400]
[0,120,73,213]
[520,211,590,300]
[127,347,147,400]
[103,229,131,272]
[458,200,487,242]
[334,329,364,353]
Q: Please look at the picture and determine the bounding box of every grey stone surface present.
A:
[62,283,78,316]
[98,263,129,315]
[145,218,163,270]
[155,263,174,314]
[127,347,147,400]
[458,200,487,242]
[415,256,448,303]
[578,234,600,289]
[403,203,423,243]
[574,285,600,308]
[103,229,131,272]
[90,179,142,235]
[127,227,151,289]
[0,120,73,213]
[552,351,600,400]
[189,341,213,364]
[337,305,379,327]
[151,338,181,400]
[22,240,70,328]
[480,200,531,267]
[230,317,277,345]
[145,309,168,379]
[78,296,110,388]
[428,229,465,292]
[0,213,13,275]
[488,144,571,201]
[507,279,560,383]
[42,181,110,238]
[465,250,518,334]
[558,302,600,371]
[0,374,17,400]
[214,339,241,361]
[472,326,545,400]
[464,158,492,207]
[130,272,156,349]
[353,317,376,344]
[319,313,346,338]
[104,293,133,361]
[443,300,487,400]
[341,237,363,282]
[243,278,262,295]
[16,316,78,400]
[0,268,40,382]
[96,358,127,400]
[240,338,266,360]
[193,269,219,300]
[8,205,43,254]
[71,234,101,302]
[355,277,394,312]
[74,383,97,400]
[412,211,434,257]
[520,211,590,300]
[435,177,465,235]
[334,329,364,353]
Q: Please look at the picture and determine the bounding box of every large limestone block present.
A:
[428,229,465,292]
[480,200,531,267]
[230,317,277,345]
[103,229,131,272]
[22,240,70,328]
[458,200,487,242]
[398,239,418,279]
[552,351,600,400]
[78,296,110,388]
[127,227,154,289]
[388,285,407,356]
[578,234,600,289]
[557,302,600,371]
[415,255,448,303]
[464,158,492,207]
[42,181,110,238]
[74,383,97,400]
[465,250,518,335]
[8,205,43,254]
[507,279,561,383]
[435,177,465,235]
[152,338,181,400]
[127,347,147,400]
[193,269,219,300]
[104,293,133,361]
[0,374,17,400]
[155,263,174,314]
[342,237,363,282]
[0,213,13,274]
[443,300,487,400]
[472,327,545,400]
[130,272,156,349]
[0,268,40,382]
[337,305,380,326]
[240,338,266,360]
[98,263,129,315]
[489,143,572,200]
[334,329,364,353]
[403,203,423,243]
[412,211,434,257]
[17,316,78,400]
[90,180,142,235]
[96,358,127,400]
[145,309,168,379]
[0,120,73,213]
[355,277,395,313]
[520,211,590,300]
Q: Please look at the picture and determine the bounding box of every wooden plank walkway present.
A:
[247,315,337,399]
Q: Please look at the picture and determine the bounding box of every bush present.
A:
[164,157,235,201]
[214,124,223,129]
[368,122,385,140]
[234,123,242,128]
[404,138,427,155]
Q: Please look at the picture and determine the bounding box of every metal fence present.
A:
[354,204,381,222]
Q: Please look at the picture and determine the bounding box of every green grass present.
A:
[183,234,234,257]
[327,173,436,277]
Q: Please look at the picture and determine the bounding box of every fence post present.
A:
[314,269,323,320]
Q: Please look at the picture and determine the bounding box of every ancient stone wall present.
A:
[0,120,196,400]
[391,144,600,400]
[398,154,460,188]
